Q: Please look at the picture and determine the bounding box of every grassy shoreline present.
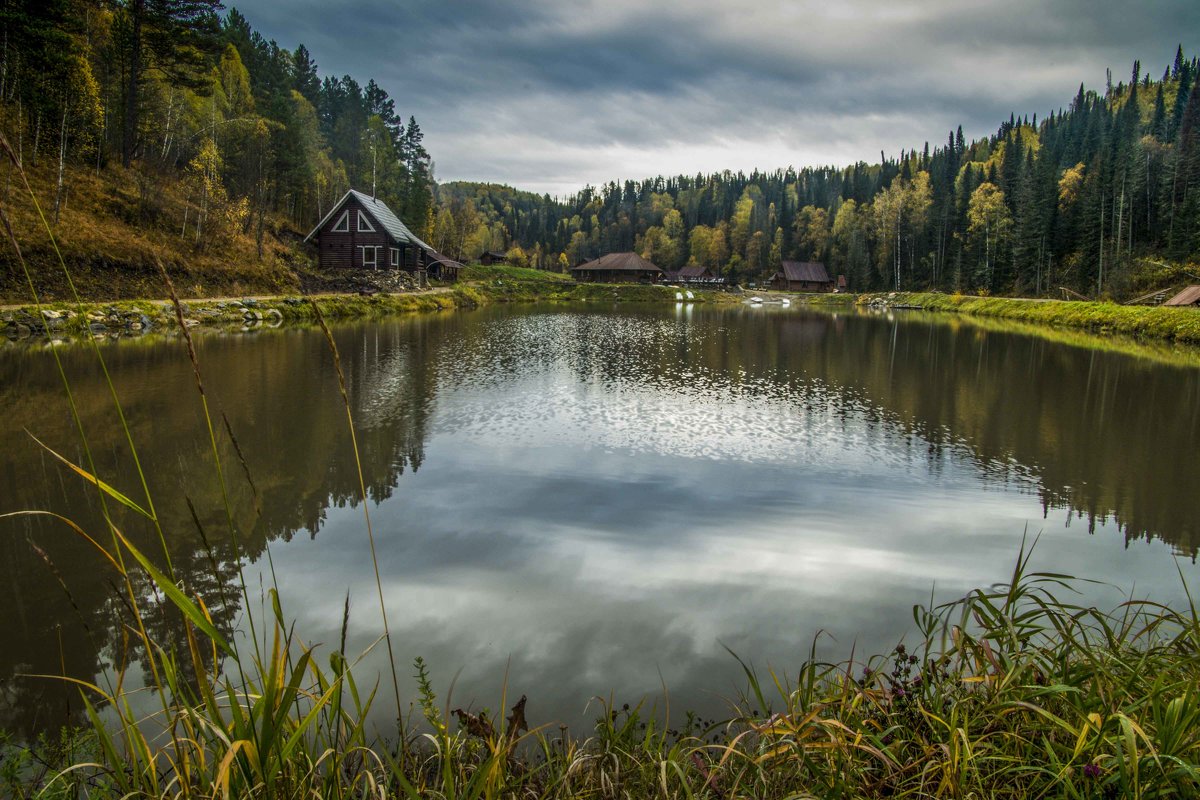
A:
[868,291,1200,345]
[10,274,1200,353]
[1,269,741,341]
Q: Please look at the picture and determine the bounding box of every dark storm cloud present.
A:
[230,0,1200,194]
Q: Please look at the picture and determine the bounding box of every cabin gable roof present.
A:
[778,261,831,283]
[571,252,663,273]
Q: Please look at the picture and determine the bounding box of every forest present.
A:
[435,51,1200,297]
[0,0,432,261]
[1,1,1198,299]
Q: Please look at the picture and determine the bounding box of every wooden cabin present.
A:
[304,190,434,273]
[772,261,833,292]
[571,252,664,283]
[1164,286,1200,307]
[479,250,508,265]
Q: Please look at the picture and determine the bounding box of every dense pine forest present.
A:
[435,51,1200,298]
[1,1,1198,300]
[0,0,432,280]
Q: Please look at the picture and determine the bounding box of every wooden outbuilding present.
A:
[667,264,725,286]
[427,252,465,282]
[479,250,508,265]
[1164,286,1200,307]
[680,265,710,279]
[571,252,664,283]
[304,190,433,273]
[772,261,833,292]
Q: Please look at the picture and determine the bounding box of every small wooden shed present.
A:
[304,190,433,272]
[428,252,465,282]
[479,250,508,266]
[772,261,833,292]
[571,252,664,283]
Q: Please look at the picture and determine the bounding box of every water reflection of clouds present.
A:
[257,348,1196,734]
[263,489,1190,733]
[165,312,1200,731]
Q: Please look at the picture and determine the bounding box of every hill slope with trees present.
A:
[0,2,433,301]
[1,3,1197,305]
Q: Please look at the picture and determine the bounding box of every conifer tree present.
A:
[116,0,223,166]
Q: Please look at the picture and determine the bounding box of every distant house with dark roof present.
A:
[571,252,663,283]
[681,264,720,281]
[304,190,433,273]
[664,264,724,285]
[772,261,833,292]
[665,265,703,282]
[479,250,508,265]
[1164,286,1200,307]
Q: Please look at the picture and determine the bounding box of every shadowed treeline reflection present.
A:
[571,306,1200,553]
[0,305,1197,737]
[0,317,444,736]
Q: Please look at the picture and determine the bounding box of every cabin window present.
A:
[331,210,349,232]
[390,247,400,268]
[357,211,376,233]
[360,246,380,269]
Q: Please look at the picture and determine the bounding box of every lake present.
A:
[1,303,1198,738]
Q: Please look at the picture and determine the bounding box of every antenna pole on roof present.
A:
[371,131,378,199]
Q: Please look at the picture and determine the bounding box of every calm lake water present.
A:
[1,303,1199,738]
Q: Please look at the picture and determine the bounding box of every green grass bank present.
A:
[869,291,1200,345]
[2,266,740,341]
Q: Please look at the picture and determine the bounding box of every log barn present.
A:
[570,252,664,283]
[304,190,433,273]
[772,261,833,292]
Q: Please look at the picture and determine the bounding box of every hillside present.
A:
[0,1,1197,305]
[0,156,305,303]
[0,2,433,304]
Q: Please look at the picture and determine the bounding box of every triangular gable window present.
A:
[331,210,349,232]
[357,211,376,233]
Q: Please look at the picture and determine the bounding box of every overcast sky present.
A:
[232,0,1199,197]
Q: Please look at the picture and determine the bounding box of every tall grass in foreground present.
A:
[2,138,1200,798]
[3,543,1200,799]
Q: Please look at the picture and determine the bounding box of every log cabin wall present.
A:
[317,196,393,270]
